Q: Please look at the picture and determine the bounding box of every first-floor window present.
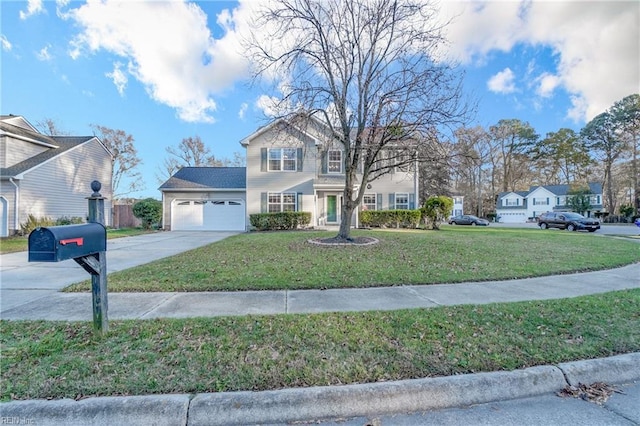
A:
[363,193,377,210]
[268,192,297,212]
[395,193,409,209]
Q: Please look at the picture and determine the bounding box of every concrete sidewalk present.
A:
[2,262,639,320]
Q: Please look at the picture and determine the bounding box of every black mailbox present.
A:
[28,223,107,262]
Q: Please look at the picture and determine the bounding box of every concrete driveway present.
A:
[0,231,239,314]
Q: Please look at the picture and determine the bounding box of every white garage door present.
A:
[173,200,245,231]
[499,212,526,223]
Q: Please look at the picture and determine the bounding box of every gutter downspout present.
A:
[9,177,19,235]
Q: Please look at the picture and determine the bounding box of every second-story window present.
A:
[328,150,342,173]
[268,148,297,171]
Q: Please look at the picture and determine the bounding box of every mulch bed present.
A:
[307,236,380,246]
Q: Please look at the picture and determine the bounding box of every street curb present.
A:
[189,365,566,425]
[0,395,190,426]
[558,352,640,386]
[1,353,638,425]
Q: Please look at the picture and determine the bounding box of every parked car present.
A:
[448,215,490,226]
[537,212,600,232]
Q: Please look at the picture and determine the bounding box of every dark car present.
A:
[537,212,600,232]
[448,214,490,226]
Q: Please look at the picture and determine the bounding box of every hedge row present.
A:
[360,209,421,228]
[249,212,312,231]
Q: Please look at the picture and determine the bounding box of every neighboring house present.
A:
[451,195,464,218]
[0,115,113,236]
[496,183,603,223]
[159,116,418,231]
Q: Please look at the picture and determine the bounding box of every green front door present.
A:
[327,195,337,222]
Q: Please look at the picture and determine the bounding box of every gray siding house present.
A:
[159,116,418,231]
[0,115,113,236]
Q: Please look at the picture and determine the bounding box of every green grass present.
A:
[0,228,154,255]
[65,228,640,292]
[2,289,638,401]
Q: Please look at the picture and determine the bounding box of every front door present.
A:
[327,195,337,223]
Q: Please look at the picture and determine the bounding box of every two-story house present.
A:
[159,116,419,231]
[495,183,603,223]
[0,115,113,236]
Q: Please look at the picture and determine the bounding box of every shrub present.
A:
[249,212,311,231]
[420,196,454,230]
[132,198,162,229]
[56,216,85,225]
[20,214,55,235]
[359,209,421,228]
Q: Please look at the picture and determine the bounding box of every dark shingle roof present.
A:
[159,167,246,190]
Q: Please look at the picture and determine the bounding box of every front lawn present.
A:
[65,228,640,292]
[2,289,638,401]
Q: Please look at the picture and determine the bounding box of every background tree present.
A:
[157,136,246,183]
[248,0,469,239]
[132,198,162,229]
[581,111,629,214]
[610,94,640,215]
[488,119,538,193]
[452,126,494,216]
[531,128,593,185]
[421,195,453,230]
[566,187,593,215]
[35,118,70,136]
[91,125,143,200]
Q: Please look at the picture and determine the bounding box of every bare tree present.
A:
[35,118,70,136]
[157,136,246,183]
[91,125,143,200]
[581,112,630,214]
[248,0,469,239]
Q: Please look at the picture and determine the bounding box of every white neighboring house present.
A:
[159,116,419,231]
[496,183,603,223]
[0,115,113,236]
[451,195,464,218]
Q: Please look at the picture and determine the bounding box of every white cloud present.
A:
[255,95,282,118]
[238,102,248,120]
[487,68,516,94]
[36,44,52,61]
[105,62,128,96]
[1,35,12,51]
[441,0,639,123]
[20,0,44,20]
[65,0,251,123]
[536,72,561,98]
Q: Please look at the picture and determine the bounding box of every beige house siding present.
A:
[0,136,50,168]
[16,140,113,229]
[245,126,320,225]
[0,180,17,233]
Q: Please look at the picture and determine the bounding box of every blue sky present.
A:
[2,0,638,199]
